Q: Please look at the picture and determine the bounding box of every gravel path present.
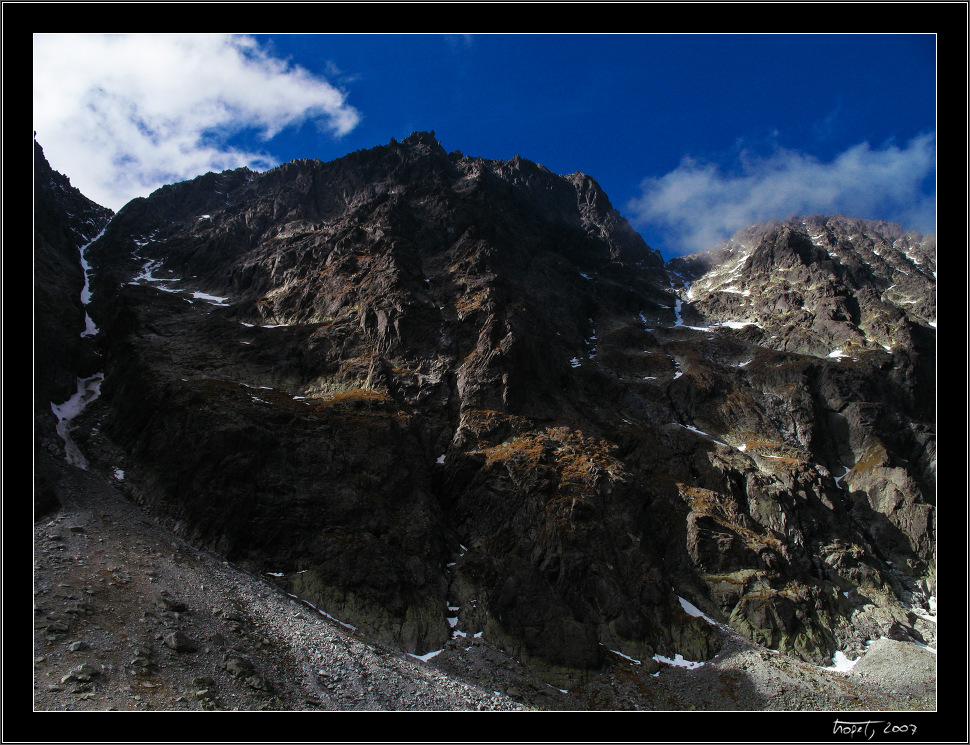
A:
[33,450,937,715]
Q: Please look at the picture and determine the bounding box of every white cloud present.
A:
[626,133,936,256]
[33,34,361,211]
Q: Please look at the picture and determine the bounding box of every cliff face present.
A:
[34,139,114,516]
[34,140,114,409]
[38,133,936,686]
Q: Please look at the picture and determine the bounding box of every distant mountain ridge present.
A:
[35,133,936,689]
[668,213,936,421]
[670,214,936,350]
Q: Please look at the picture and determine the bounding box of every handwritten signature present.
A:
[833,720,918,740]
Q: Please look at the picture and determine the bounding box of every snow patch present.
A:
[131,259,175,284]
[824,650,860,672]
[653,653,705,670]
[911,597,937,625]
[677,424,728,447]
[610,649,641,665]
[50,374,105,469]
[81,313,99,338]
[78,226,108,336]
[673,298,684,326]
[678,596,717,624]
[409,649,444,662]
[192,291,230,305]
[285,592,356,631]
[719,286,751,296]
[584,318,598,359]
[833,465,852,490]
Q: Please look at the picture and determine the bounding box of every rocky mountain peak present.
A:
[398,129,447,153]
[669,215,936,366]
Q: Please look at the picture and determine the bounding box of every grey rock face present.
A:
[36,133,935,683]
[669,214,936,368]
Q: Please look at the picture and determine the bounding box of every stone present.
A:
[225,656,255,677]
[245,674,274,693]
[45,621,69,637]
[61,663,100,684]
[162,630,198,653]
[158,592,188,613]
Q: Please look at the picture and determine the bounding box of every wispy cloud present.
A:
[33,34,362,211]
[445,34,474,51]
[626,133,936,256]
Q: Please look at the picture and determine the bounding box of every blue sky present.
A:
[33,33,937,258]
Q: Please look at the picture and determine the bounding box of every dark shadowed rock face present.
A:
[34,139,114,518]
[34,140,114,408]
[37,133,935,685]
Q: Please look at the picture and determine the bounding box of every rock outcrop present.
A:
[34,138,114,517]
[36,133,936,687]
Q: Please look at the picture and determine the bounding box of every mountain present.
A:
[34,138,114,517]
[668,214,936,415]
[35,133,936,695]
